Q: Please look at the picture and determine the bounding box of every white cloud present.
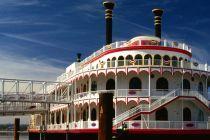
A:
[0,0,39,7]
[0,33,56,47]
[0,51,64,81]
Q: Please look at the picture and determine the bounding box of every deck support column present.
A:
[54,112,56,124]
[115,74,117,118]
[98,92,113,140]
[88,77,91,121]
[14,118,20,140]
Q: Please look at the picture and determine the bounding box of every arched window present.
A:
[56,114,60,124]
[91,108,97,121]
[91,81,97,91]
[163,55,170,66]
[106,79,115,90]
[144,54,152,65]
[198,82,203,95]
[69,111,71,122]
[183,107,191,121]
[83,84,87,92]
[51,113,54,124]
[107,58,111,68]
[156,77,168,90]
[111,57,116,67]
[155,107,168,120]
[83,110,87,121]
[129,77,141,89]
[179,57,183,67]
[154,54,161,65]
[198,110,204,121]
[118,56,124,66]
[126,55,133,66]
[135,54,142,65]
[62,113,65,123]
[183,79,190,90]
[172,56,178,67]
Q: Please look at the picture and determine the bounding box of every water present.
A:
[0,135,28,140]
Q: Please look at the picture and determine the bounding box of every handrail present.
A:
[113,89,179,126]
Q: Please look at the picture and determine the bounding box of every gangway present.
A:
[0,78,72,116]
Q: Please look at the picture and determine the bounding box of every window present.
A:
[111,57,116,67]
[107,59,111,67]
[118,56,124,66]
[172,56,178,67]
[135,54,142,65]
[126,55,133,66]
[183,79,190,90]
[91,108,97,121]
[106,79,115,90]
[62,113,65,123]
[83,110,87,121]
[183,107,191,121]
[51,113,54,124]
[83,84,87,92]
[144,54,152,65]
[156,77,168,90]
[154,54,161,65]
[91,81,97,91]
[198,109,204,121]
[163,55,170,66]
[198,82,203,95]
[129,77,141,89]
[156,107,168,121]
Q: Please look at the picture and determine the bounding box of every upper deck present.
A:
[56,36,208,82]
[81,36,191,65]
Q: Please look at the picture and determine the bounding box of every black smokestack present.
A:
[152,8,164,38]
[103,1,115,45]
[77,53,81,62]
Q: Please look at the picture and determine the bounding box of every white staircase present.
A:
[113,89,179,126]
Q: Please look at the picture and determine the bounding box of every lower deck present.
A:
[29,129,210,140]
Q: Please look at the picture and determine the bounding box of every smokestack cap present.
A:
[103,1,115,10]
[152,9,164,16]
[77,53,81,62]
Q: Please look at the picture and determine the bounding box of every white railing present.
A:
[114,89,179,126]
[56,59,208,83]
[44,120,209,131]
[47,121,98,130]
[182,90,209,107]
[123,121,209,129]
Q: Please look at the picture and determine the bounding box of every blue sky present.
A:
[0,0,210,124]
[0,0,210,81]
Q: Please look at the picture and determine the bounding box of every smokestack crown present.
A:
[103,1,115,10]
[152,9,163,17]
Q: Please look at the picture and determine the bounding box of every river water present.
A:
[0,135,28,140]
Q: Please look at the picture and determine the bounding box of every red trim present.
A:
[127,129,210,135]
[29,129,210,135]
[83,46,192,66]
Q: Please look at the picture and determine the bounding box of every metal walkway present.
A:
[0,78,71,116]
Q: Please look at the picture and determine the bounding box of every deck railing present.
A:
[42,120,209,131]
[123,121,209,129]
[56,59,208,82]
